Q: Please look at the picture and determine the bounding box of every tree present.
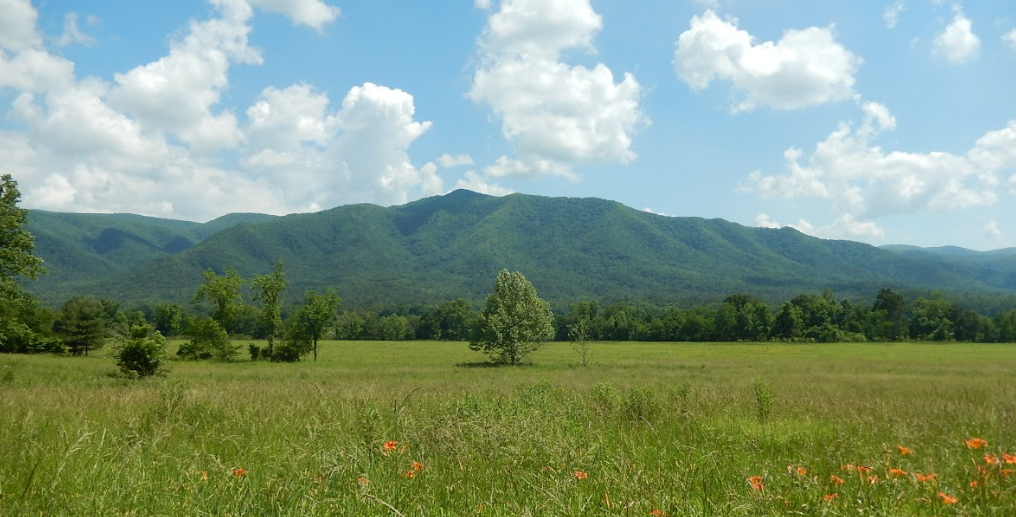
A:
[284,289,341,361]
[470,270,554,365]
[151,303,184,337]
[872,288,908,341]
[417,299,475,340]
[252,259,287,355]
[192,267,244,332]
[116,324,168,378]
[177,316,237,361]
[55,297,106,356]
[0,174,48,352]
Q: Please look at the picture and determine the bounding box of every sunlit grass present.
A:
[2,341,1016,515]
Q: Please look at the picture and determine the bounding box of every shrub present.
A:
[116,325,168,378]
[178,317,239,361]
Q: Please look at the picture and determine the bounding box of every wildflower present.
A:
[830,475,845,485]
[649,510,668,517]
[855,465,871,474]
[822,493,838,502]
[200,471,208,481]
[230,467,247,477]
[915,472,938,483]
[574,470,588,480]
[1002,453,1016,464]
[839,464,855,472]
[383,440,399,453]
[411,461,423,472]
[793,466,807,476]
[969,480,978,487]
[746,476,764,491]
[965,438,988,449]
[937,492,957,505]
[984,454,1000,465]
[405,470,415,478]
[867,475,880,485]
[897,445,912,456]
[888,468,907,477]
[357,476,370,486]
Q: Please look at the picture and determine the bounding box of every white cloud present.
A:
[984,220,1002,242]
[453,171,514,196]
[469,0,645,179]
[673,10,861,112]
[474,0,492,11]
[0,0,41,51]
[1004,29,1016,51]
[643,207,672,217]
[247,0,340,31]
[6,0,442,221]
[436,153,474,168]
[752,213,882,240]
[931,11,980,64]
[743,102,1012,241]
[883,1,905,29]
[55,12,96,47]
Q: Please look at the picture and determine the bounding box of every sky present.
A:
[2,0,1016,250]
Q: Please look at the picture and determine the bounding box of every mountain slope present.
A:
[24,191,1016,308]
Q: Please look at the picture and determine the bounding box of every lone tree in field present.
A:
[470,270,554,365]
[55,297,106,356]
[0,174,49,351]
[283,289,340,362]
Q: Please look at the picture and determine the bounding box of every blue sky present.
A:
[2,0,1015,250]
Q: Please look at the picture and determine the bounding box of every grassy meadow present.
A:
[2,341,1016,516]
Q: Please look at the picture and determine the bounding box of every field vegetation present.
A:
[3,340,1015,515]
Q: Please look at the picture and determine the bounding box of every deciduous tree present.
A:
[470,270,554,365]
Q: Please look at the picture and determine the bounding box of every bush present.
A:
[116,325,168,378]
[178,317,239,361]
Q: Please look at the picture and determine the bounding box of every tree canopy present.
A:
[470,270,554,365]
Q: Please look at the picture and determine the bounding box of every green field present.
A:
[2,341,1015,516]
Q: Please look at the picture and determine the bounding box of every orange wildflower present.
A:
[965,438,988,449]
[649,510,668,517]
[897,445,912,456]
[411,461,423,472]
[1003,453,1016,464]
[888,468,907,477]
[915,472,938,483]
[230,467,247,477]
[984,454,1000,465]
[405,470,416,478]
[839,464,855,472]
[969,480,978,487]
[867,475,880,485]
[822,493,838,502]
[746,475,764,491]
[855,465,871,474]
[383,440,399,452]
[937,492,958,505]
[795,466,807,476]
[830,475,845,485]
[573,470,588,480]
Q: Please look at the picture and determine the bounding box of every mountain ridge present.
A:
[23,191,1016,309]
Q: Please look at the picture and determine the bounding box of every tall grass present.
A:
[2,341,1015,515]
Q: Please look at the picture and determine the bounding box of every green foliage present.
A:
[150,303,184,337]
[177,317,238,361]
[470,270,554,365]
[0,174,50,353]
[283,289,341,361]
[192,267,244,332]
[55,297,106,356]
[251,258,286,352]
[417,299,475,340]
[115,325,168,378]
[753,378,774,424]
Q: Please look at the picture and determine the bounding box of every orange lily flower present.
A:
[937,492,957,505]
[830,475,845,485]
[888,468,907,477]
[573,470,588,480]
[896,445,912,455]
[822,493,838,502]
[965,438,988,449]
[746,475,764,491]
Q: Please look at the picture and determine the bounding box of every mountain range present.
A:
[23,190,1016,311]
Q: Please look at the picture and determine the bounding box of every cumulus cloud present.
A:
[753,213,883,240]
[1004,29,1016,51]
[248,0,340,31]
[436,153,474,168]
[931,11,979,64]
[4,0,445,221]
[673,10,861,112]
[0,0,41,51]
[55,12,96,47]
[453,171,514,196]
[984,220,1002,242]
[469,0,646,179]
[742,102,1014,241]
[883,1,905,29]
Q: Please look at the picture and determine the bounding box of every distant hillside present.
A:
[23,191,1016,309]
[25,210,276,301]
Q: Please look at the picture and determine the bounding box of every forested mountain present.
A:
[23,190,1016,309]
